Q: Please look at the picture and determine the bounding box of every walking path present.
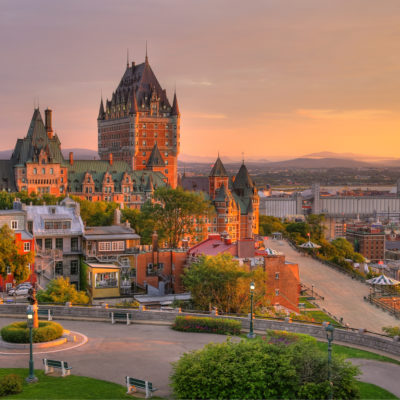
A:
[1,317,399,398]
[266,239,400,332]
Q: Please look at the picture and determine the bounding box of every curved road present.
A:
[266,239,399,332]
[1,318,399,398]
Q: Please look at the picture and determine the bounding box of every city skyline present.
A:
[1,0,400,159]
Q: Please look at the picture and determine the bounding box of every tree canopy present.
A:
[0,225,33,283]
[36,277,89,304]
[182,253,271,313]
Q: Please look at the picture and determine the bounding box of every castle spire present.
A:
[126,48,129,68]
[171,91,180,116]
[98,97,105,120]
[145,40,148,64]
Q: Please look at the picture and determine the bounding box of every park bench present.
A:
[125,376,157,398]
[110,312,131,325]
[38,308,53,321]
[43,358,72,377]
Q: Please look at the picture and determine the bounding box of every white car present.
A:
[7,283,32,296]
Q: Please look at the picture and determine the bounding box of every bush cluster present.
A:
[171,331,360,399]
[382,326,400,337]
[0,374,23,396]
[172,316,241,335]
[1,321,64,343]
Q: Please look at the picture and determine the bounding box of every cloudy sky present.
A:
[1,0,400,160]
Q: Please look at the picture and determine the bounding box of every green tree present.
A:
[151,187,213,248]
[306,214,325,241]
[259,215,285,236]
[182,253,271,313]
[72,197,117,226]
[171,336,360,399]
[36,277,89,304]
[0,225,33,283]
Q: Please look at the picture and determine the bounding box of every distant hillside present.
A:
[0,148,99,160]
[265,157,374,169]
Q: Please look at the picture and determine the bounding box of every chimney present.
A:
[45,108,54,139]
[152,231,159,252]
[113,208,121,225]
[131,61,135,68]
[109,153,113,166]
[69,152,74,166]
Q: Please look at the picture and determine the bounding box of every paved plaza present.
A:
[1,317,400,398]
[266,239,400,332]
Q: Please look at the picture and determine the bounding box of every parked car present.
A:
[7,282,32,296]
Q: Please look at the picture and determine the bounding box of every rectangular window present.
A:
[71,237,79,252]
[70,260,79,275]
[6,266,11,274]
[11,220,18,230]
[112,241,125,251]
[275,289,280,296]
[275,273,280,280]
[45,238,52,249]
[55,238,63,250]
[36,238,42,249]
[24,242,30,252]
[98,242,112,252]
[55,262,63,275]
[27,221,33,233]
[95,272,118,288]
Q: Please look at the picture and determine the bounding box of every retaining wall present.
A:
[1,304,399,356]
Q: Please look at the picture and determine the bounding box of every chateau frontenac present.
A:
[97,54,180,188]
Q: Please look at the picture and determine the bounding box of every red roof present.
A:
[188,235,237,257]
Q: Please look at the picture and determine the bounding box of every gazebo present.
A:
[366,274,400,298]
[299,240,321,249]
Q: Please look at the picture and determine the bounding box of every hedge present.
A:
[0,374,22,397]
[0,321,64,343]
[172,316,241,335]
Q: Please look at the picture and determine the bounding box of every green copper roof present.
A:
[209,157,228,177]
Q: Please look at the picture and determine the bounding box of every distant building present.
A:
[0,200,36,291]
[346,224,385,262]
[181,156,260,242]
[97,55,180,188]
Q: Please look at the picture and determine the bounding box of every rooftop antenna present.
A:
[126,48,129,68]
[145,40,148,63]
[242,152,245,165]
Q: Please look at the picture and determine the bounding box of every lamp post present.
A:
[26,306,38,383]
[247,282,256,339]
[325,323,334,400]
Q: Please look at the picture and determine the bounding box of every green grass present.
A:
[299,296,317,309]
[315,341,400,366]
[300,310,342,326]
[357,381,398,399]
[0,369,134,399]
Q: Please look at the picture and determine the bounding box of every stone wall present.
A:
[1,304,399,356]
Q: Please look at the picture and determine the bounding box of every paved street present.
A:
[266,239,400,332]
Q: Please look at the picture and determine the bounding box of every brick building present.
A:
[182,156,259,242]
[97,55,180,188]
[0,200,36,292]
[346,225,385,262]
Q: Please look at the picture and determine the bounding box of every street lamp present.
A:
[325,323,334,400]
[247,282,256,339]
[26,306,38,383]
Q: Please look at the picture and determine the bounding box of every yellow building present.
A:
[85,262,121,299]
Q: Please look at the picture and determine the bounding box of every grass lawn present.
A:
[315,341,400,366]
[357,381,398,399]
[0,369,135,399]
[300,310,342,326]
[299,296,317,309]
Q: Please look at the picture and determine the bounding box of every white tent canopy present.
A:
[366,274,400,286]
[299,240,321,249]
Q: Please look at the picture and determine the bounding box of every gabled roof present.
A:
[146,143,165,167]
[144,175,154,192]
[209,156,228,177]
[10,109,66,166]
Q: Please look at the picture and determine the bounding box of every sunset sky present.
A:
[1,0,400,160]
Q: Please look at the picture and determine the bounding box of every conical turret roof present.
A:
[98,98,105,120]
[144,175,154,192]
[233,163,254,191]
[171,92,180,116]
[209,156,228,177]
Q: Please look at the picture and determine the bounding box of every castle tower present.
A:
[209,156,229,199]
[97,54,180,187]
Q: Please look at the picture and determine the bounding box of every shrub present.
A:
[0,374,23,396]
[382,326,400,337]
[172,316,241,335]
[1,321,63,343]
[171,335,360,399]
[265,329,317,346]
